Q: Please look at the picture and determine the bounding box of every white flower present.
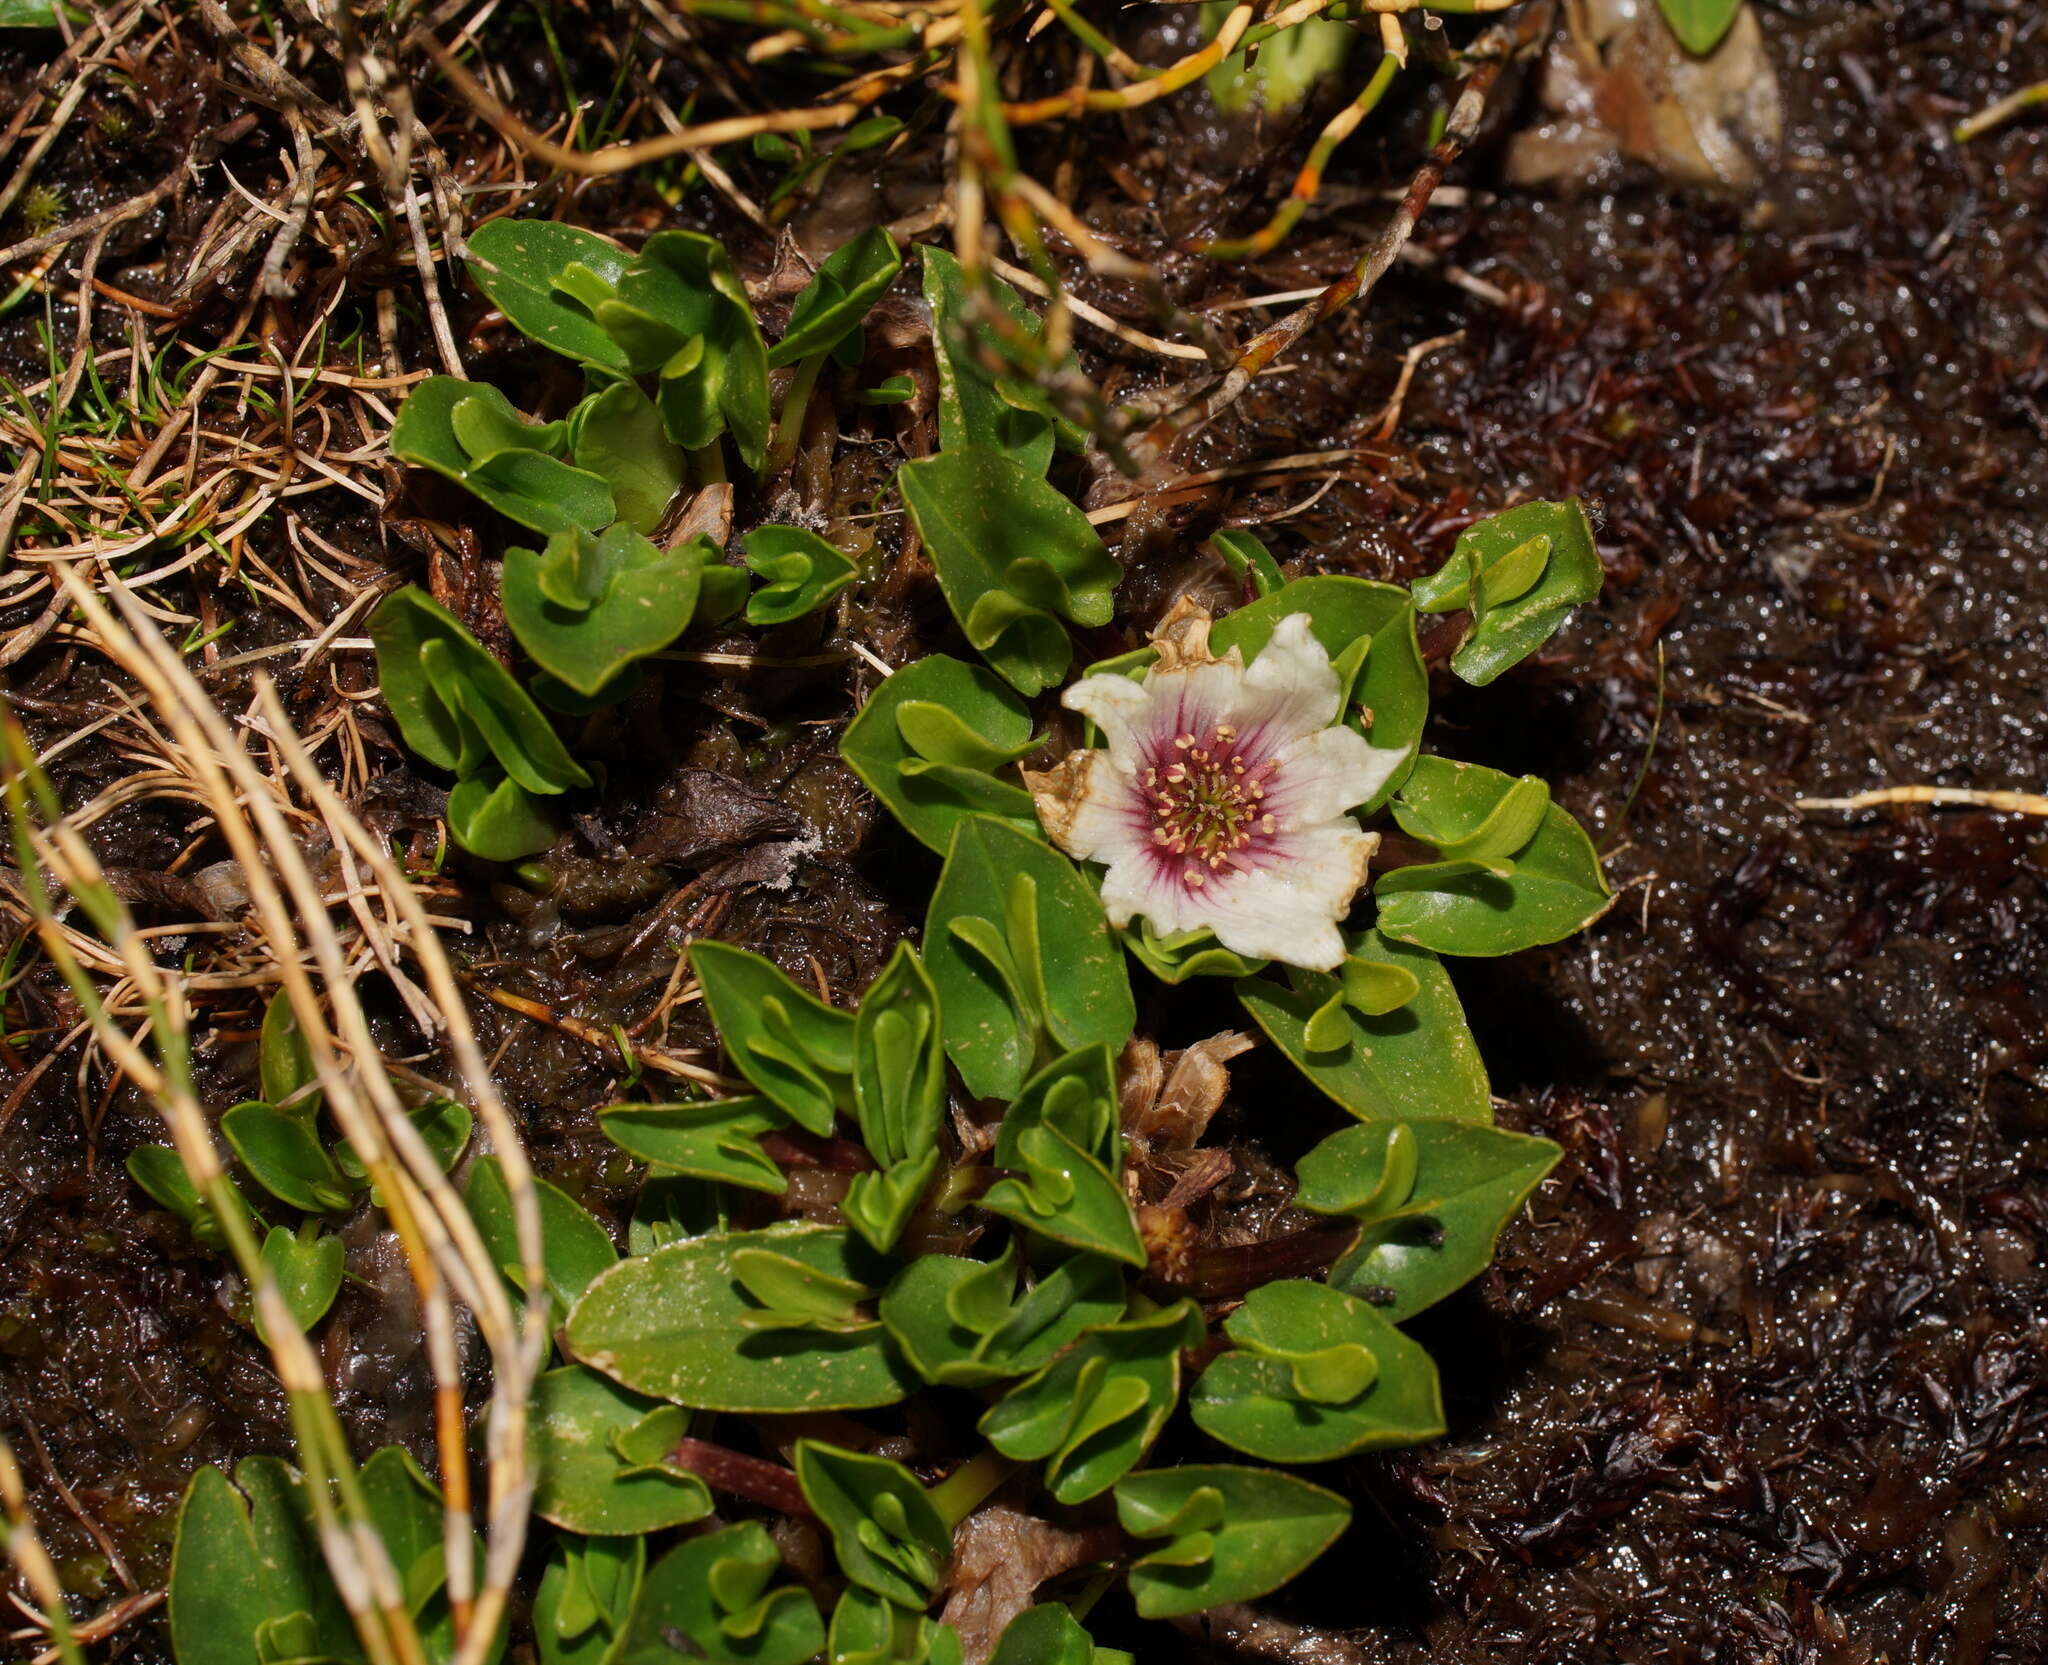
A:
[1026,598,1404,973]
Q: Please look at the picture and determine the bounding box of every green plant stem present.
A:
[924,1449,1018,1529]
[765,350,828,475]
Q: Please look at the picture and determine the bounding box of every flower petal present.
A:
[1099,850,1203,940]
[1265,725,1408,823]
[1060,672,1154,772]
[1051,751,1150,865]
[1231,613,1344,755]
[1192,823,1377,971]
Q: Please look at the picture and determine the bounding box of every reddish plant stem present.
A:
[667,1438,814,1517]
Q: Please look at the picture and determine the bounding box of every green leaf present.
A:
[1236,928,1489,1122]
[879,1245,1126,1387]
[1374,758,1610,955]
[690,939,856,1135]
[829,1587,962,1665]
[502,525,708,697]
[925,817,1134,1102]
[597,231,771,469]
[565,1224,914,1413]
[1388,760,1550,871]
[389,377,616,536]
[447,770,560,861]
[258,990,318,1116]
[1113,1465,1351,1619]
[368,587,591,792]
[467,1156,618,1319]
[989,1605,1131,1665]
[981,1299,1203,1502]
[1188,1279,1444,1462]
[615,1523,823,1665]
[254,1226,344,1344]
[127,1144,242,1249]
[536,1536,643,1665]
[921,247,1079,474]
[852,943,945,1170]
[839,653,1039,854]
[730,1247,875,1333]
[1206,7,1353,113]
[795,1441,950,1608]
[466,218,633,371]
[221,1102,357,1213]
[567,380,685,533]
[773,227,903,367]
[984,1047,1145,1268]
[1207,529,1285,597]
[897,446,1120,697]
[1410,500,1602,686]
[1119,918,1268,985]
[1300,1120,1561,1321]
[168,1467,271,1665]
[1653,0,1744,55]
[841,1151,941,1257]
[742,525,859,626]
[600,1097,789,1195]
[529,1364,715,1534]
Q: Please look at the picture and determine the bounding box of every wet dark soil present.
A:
[5,1,2048,1661]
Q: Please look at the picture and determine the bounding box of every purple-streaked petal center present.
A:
[1134,716,1290,892]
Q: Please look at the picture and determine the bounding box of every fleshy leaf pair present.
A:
[389,376,615,537]
[1188,1279,1444,1462]
[1411,498,1603,687]
[879,1243,1126,1386]
[1296,1118,1562,1320]
[982,1046,1145,1267]
[368,587,591,859]
[839,655,1040,854]
[924,817,1134,1103]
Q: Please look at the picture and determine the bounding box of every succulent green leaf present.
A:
[795,1441,951,1608]
[535,1536,644,1665]
[1206,529,1286,597]
[841,1150,942,1256]
[742,524,859,625]
[529,1364,715,1535]
[920,246,1083,473]
[447,770,560,860]
[258,989,318,1116]
[1375,758,1610,955]
[1113,1465,1351,1619]
[925,817,1134,1102]
[566,1224,914,1413]
[981,1299,1202,1501]
[852,942,946,1169]
[1301,1120,1563,1320]
[615,1523,823,1665]
[1119,918,1269,985]
[879,1245,1126,1386]
[566,379,685,533]
[389,377,615,535]
[253,1225,344,1344]
[690,939,856,1135]
[1237,928,1489,1122]
[897,446,1119,696]
[983,1046,1145,1267]
[730,1247,877,1333]
[829,1586,963,1665]
[333,1099,471,1195]
[1410,499,1602,686]
[465,218,633,370]
[1188,1279,1445,1462]
[1653,0,1744,55]
[773,227,903,367]
[988,1604,1131,1665]
[1389,763,1551,872]
[598,231,771,469]
[840,654,1039,853]
[126,1145,242,1249]
[467,1156,618,1319]
[502,525,709,697]
[600,1097,789,1195]
[368,586,591,792]
[169,1461,347,1665]
[221,1102,357,1213]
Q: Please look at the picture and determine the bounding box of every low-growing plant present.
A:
[163,218,1616,1665]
